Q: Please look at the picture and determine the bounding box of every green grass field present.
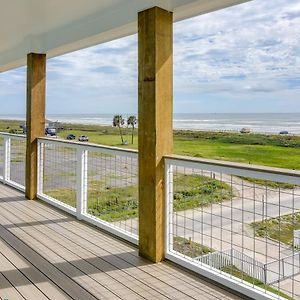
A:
[2,119,300,170]
[60,124,300,170]
[176,140,300,169]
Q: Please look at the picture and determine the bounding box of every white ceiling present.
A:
[0,0,250,72]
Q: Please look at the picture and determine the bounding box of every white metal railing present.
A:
[0,133,26,191]
[37,138,138,244]
[165,154,300,300]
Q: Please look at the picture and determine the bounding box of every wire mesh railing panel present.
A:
[41,142,77,209]
[86,150,138,238]
[165,157,300,300]
[0,136,3,178]
[10,138,26,187]
[37,139,138,243]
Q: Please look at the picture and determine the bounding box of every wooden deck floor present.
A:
[0,184,243,300]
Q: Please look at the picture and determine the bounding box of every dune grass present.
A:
[173,236,214,258]
[45,173,233,222]
[251,212,300,246]
[173,174,233,210]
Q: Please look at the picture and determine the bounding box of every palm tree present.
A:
[127,115,137,144]
[113,115,125,144]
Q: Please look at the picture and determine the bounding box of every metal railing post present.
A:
[37,140,44,195]
[263,264,267,284]
[3,136,11,184]
[165,160,173,255]
[76,147,88,220]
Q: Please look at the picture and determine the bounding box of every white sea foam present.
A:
[2,113,300,135]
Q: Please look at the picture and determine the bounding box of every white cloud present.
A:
[0,0,299,113]
[173,0,300,95]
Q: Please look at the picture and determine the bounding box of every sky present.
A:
[0,0,299,115]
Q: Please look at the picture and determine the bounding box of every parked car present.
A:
[20,124,26,134]
[66,134,76,140]
[240,128,251,134]
[279,130,289,135]
[45,127,57,136]
[78,135,89,142]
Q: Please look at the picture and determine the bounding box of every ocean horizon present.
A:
[1,113,300,134]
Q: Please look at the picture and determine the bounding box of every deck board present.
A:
[0,238,72,300]
[0,184,242,300]
[0,272,25,300]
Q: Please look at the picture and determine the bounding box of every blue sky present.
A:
[0,0,300,115]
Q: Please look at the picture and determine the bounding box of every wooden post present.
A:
[138,7,173,262]
[26,53,46,200]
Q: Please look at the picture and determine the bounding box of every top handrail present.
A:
[3,132,300,183]
[165,154,300,185]
[0,132,26,139]
[38,137,138,158]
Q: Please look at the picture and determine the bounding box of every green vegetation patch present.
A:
[174,139,300,170]
[0,120,24,134]
[44,174,233,222]
[174,130,300,149]
[221,266,292,300]
[45,184,138,222]
[251,213,300,246]
[173,236,213,258]
[56,171,76,177]
[89,152,113,158]
[87,181,138,222]
[45,189,77,208]
[11,157,25,163]
[173,174,233,211]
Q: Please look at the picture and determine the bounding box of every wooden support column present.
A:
[26,53,46,200]
[138,7,173,262]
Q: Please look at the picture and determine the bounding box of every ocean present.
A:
[1,113,300,135]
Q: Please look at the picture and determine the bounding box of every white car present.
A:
[78,135,89,142]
